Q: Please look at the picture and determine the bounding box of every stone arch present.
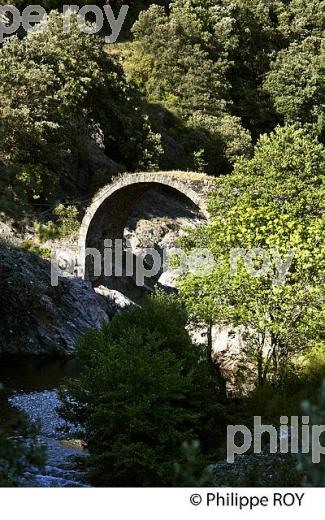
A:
[77,171,212,280]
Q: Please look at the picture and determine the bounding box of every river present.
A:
[0,356,89,487]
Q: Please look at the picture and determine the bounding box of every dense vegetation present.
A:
[179,124,324,387]
[2,1,325,210]
[60,293,229,486]
[0,10,161,214]
[0,0,324,486]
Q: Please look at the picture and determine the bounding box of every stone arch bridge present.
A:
[78,171,213,282]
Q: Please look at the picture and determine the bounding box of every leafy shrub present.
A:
[21,240,52,259]
[172,440,214,486]
[59,292,227,486]
[213,453,301,487]
[0,416,45,486]
[35,204,79,241]
[53,204,79,236]
[15,164,56,202]
[34,221,60,242]
[278,0,325,41]
[233,347,325,429]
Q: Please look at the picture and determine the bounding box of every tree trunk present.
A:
[207,322,227,400]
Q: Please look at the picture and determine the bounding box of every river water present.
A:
[0,356,89,487]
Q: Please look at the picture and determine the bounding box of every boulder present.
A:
[94,285,135,316]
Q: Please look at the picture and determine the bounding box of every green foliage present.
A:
[0,416,45,486]
[14,164,56,202]
[2,0,325,194]
[130,0,282,118]
[0,10,162,208]
[34,204,79,241]
[53,204,79,236]
[124,1,267,173]
[0,166,32,223]
[264,37,325,139]
[240,347,325,424]
[213,453,301,487]
[192,149,207,174]
[1,0,325,487]
[218,0,285,135]
[119,0,325,172]
[124,0,288,159]
[0,163,55,224]
[279,0,325,42]
[172,440,214,486]
[59,292,226,486]
[21,240,52,258]
[34,221,60,242]
[186,113,252,174]
[179,125,325,386]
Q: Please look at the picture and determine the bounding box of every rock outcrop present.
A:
[94,286,135,314]
[0,242,109,355]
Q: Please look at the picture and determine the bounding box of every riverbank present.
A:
[0,356,89,487]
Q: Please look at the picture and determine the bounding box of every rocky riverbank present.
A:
[9,390,88,487]
[0,242,110,355]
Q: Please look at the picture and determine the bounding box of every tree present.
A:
[278,0,325,42]
[123,1,257,173]
[9,1,171,30]
[0,11,162,202]
[264,37,325,140]
[219,0,285,136]
[123,0,286,166]
[179,125,325,386]
[186,113,252,175]
[59,292,227,486]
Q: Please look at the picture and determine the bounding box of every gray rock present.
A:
[157,270,179,293]
[0,243,109,355]
[94,285,135,315]
[85,134,120,179]
[10,390,89,487]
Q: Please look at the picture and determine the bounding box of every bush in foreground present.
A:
[0,416,44,486]
[60,292,227,486]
